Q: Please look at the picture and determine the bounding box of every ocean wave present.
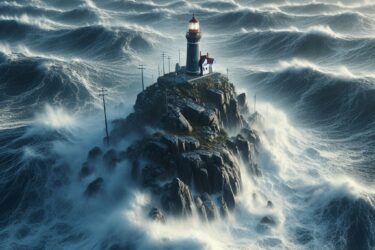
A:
[205,8,292,30]
[0,55,93,123]
[245,64,375,135]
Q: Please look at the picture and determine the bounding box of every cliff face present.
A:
[81,73,262,222]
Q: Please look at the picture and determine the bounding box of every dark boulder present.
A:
[161,134,180,154]
[260,216,277,226]
[193,167,210,193]
[240,128,259,145]
[88,146,102,161]
[194,197,208,222]
[178,152,202,184]
[218,196,229,218]
[84,177,104,197]
[267,201,274,208]
[79,161,93,179]
[178,136,200,152]
[200,193,218,221]
[161,108,192,133]
[182,101,205,123]
[103,149,119,170]
[223,180,236,211]
[206,89,225,106]
[142,141,169,161]
[200,109,220,132]
[142,164,167,189]
[148,207,165,223]
[161,178,193,217]
[234,135,251,162]
[199,126,217,142]
[237,93,247,107]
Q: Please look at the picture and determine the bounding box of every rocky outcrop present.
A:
[81,73,262,223]
[84,177,104,197]
[149,208,165,223]
[161,178,193,217]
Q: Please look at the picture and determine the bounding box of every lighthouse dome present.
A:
[187,15,200,32]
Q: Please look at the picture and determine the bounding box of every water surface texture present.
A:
[0,0,374,249]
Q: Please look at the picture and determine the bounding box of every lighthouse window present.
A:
[188,22,200,31]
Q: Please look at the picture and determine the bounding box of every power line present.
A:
[138,64,146,91]
[99,88,109,146]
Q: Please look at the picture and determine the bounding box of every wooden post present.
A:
[138,64,146,91]
[161,52,166,75]
[99,88,109,145]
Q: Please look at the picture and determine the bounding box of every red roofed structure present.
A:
[199,52,214,76]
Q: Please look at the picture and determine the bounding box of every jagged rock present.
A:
[79,161,93,179]
[194,197,208,222]
[199,126,217,142]
[178,136,200,151]
[178,152,202,184]
[142,141,169,161]
[234,134,251,162]
[206,89,225,106]
[223,180,236,211]
[182,101,205,123]
[88,146,102,161]
[237,93,247,107]
[200,109,220,131]
[84,177,104,197]
[218,196,229,218]
[267,201,274,208]
[162,108,192,133]
[161,178,193,217]
[200,193,218,221]
[161,134,180,154]
[240,128,259,145]
[148,208,165,223]
[193,167,210,193]
[103,149,119,169]
[226,138,240,156]
[260,216,277,226]
[142,164,166,189]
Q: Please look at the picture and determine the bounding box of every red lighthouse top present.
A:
[188,14,200,33]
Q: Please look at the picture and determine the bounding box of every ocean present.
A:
[0,0,374,249]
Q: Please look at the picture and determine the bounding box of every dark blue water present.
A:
[0,0,374,249]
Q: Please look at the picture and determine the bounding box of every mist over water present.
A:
[0,0,375,249]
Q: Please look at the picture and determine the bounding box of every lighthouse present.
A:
[185,15,201,75]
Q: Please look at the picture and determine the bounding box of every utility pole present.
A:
[227,68,229,81]
[138,64,146,91]
[254,94,257,113]
[168,56,171,73]
[99,88,109,146]
[158,64,160,77]
[161,52,166,75]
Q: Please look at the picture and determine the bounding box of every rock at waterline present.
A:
[84,177,104,197]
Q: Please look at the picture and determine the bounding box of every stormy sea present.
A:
[1,0,375,249]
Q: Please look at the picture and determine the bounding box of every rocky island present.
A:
[80,72,264,223]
